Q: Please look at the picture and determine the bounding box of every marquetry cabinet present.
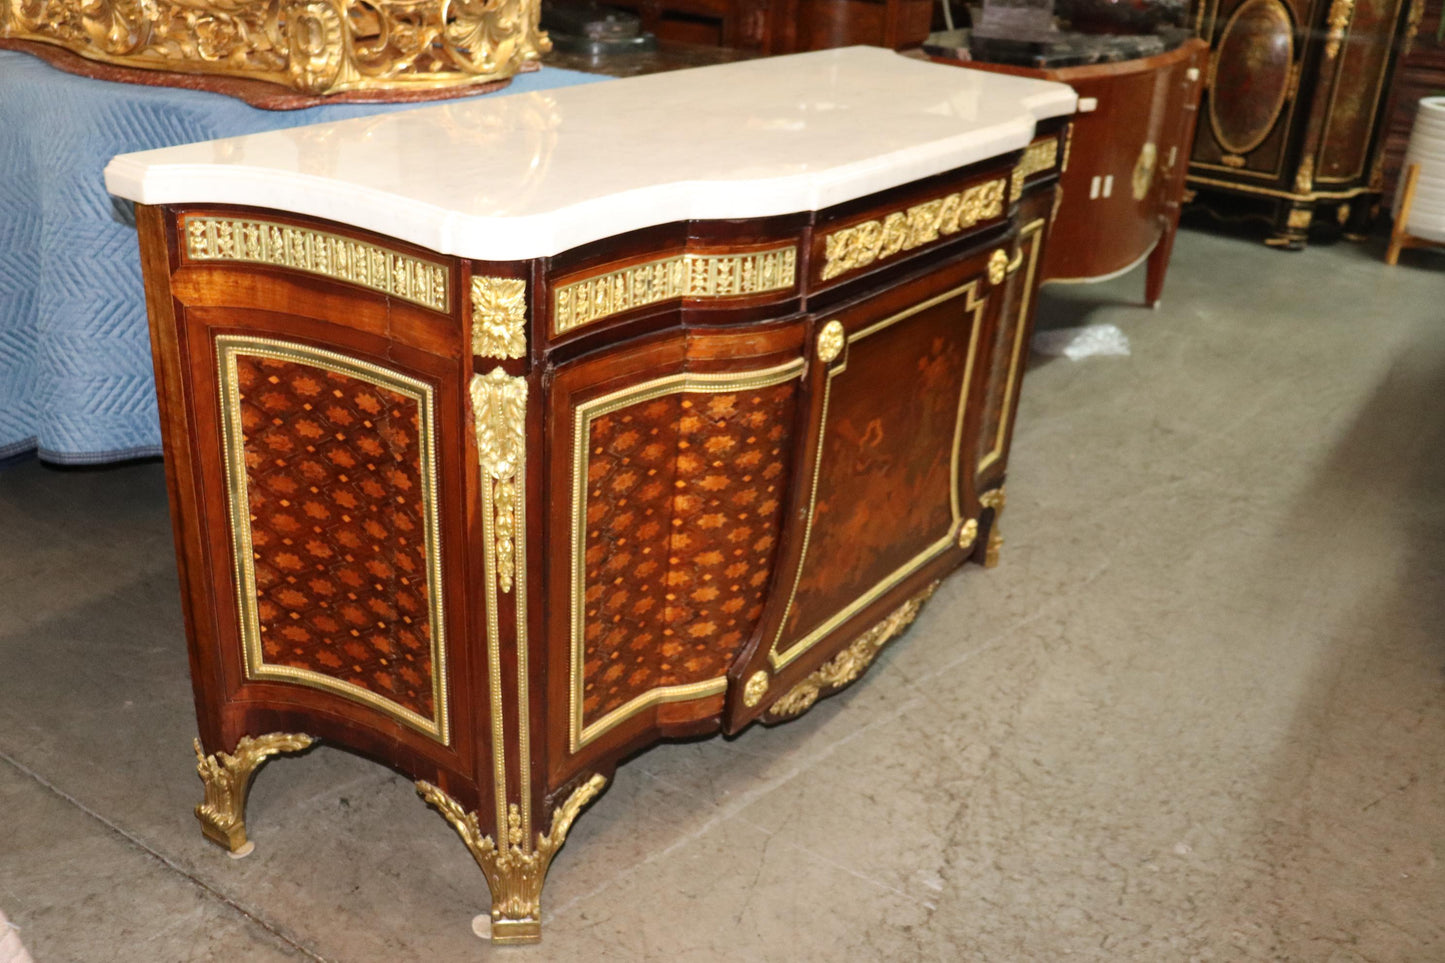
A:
[1188,0,1424,246]
[106,50,1075,942]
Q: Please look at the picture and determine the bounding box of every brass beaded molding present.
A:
[184,215,449,312]
[821,179,1007,281]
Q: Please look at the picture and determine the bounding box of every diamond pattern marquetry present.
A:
[235,355,435,720]
[580,383,797,725]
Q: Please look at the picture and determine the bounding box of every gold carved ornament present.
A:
[956,517,979,551]
[821,179,1006,281]
[816,320,846,364]
[471,369,526,594]
[416,774,606,943]
[1010,137,1059,200]
[987,248,1009,285]
[0,0,550,96]
[184,216,448,312]
[768,583,939,721]
[1323,0,1355,59]
[742,670,770,708]
[554,246,796,334]
[1132,143,1158,201]
[194,733,315,854]
[472,277,527,360]
[979,486,1006,568]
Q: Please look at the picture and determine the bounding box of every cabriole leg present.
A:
[194,733,315,856]
[416,774,607,943]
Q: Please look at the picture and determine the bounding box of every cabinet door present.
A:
[1191,0,1311,181]
[725,240,1011,729]
[161,208,477,781]
[542,320,809,784]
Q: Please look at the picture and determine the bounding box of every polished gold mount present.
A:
[1011,137,1059,200]
[471,277,527,360]
[742,670,770,708]
[987,249,1009,285]
[184,216,449,312]
[821,179,1006,281]
[416,774,606,943]
[1,0,549,97]
[956,517,979,551]
[553,246,797,334]
[768,583,938,720]
[194,733,315,853]
[816,320,845,364]
[979,487,1006,569]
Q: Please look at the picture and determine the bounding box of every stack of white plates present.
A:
[1394,96,1445,243]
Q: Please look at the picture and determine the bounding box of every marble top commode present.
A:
[112,47,1077,944]
[105,47,1075,260]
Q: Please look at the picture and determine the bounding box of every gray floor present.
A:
[2,228,1443,962]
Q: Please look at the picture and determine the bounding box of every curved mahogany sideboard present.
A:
[938,40,1209,306]
[105,48,1075,942]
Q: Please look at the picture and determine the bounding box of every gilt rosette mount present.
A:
[0,0,550,106]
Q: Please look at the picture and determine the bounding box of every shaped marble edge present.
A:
[103,47,1077,261]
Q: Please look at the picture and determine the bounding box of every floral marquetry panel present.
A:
[771,279,984,670]
[577,381,798,743]
[219,339,448,741]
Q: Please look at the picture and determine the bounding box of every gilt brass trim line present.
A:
[569,358,807,752]
[216,335,450,744]
[553,245,797,334]
[1185,173,1375,201]
[979,218,1046,474]
[769,280,985,670]
[184,216,449,312]
[821,179,1007,281]
[471,369,530,843]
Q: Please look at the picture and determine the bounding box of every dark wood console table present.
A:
[105,48,1075,942]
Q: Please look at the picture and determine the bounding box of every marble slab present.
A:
[104,46,1076,260]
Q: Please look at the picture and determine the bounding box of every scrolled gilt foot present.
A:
[416,773,607,944]
[194,733,315,855]
[979,486,1006,569]
[766,582,939,721]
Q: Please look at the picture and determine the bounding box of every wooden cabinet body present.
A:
[111,49,1075,943]
[1378,0,1443,200]
[1188,0,1421,246]
[942,40,1208,304]
[605,0,934,53]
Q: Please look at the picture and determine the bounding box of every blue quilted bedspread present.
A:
[0,51,603,465]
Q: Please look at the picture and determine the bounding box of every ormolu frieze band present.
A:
[183,216,449,313]
[553,245,798,334]
[1010,137,1060,199]
[820,179,1007,281]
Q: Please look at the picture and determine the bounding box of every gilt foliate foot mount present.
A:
[115,50,1073,941]
[0,0,549,105]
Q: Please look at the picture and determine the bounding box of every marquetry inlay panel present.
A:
[820,179,1007,281]
[184,216,450,313]
[217,336,449,742]
[553,246,798,334]
[569,360,805,750]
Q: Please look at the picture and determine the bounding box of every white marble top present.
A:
[105,47,1076,260]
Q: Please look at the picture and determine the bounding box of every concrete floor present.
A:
[2,227,1443,962]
